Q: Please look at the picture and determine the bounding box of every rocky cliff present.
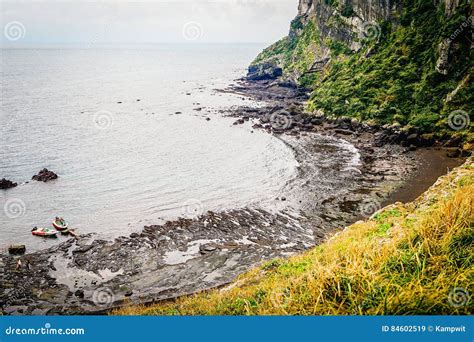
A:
[249,0,472,141]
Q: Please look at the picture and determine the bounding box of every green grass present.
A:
[115,159,474,316]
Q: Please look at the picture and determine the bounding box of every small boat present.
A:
[32,227,58,238]
[52,217,68,231]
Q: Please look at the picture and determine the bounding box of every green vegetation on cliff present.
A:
[115,159,473,316]
[253,0,473,140]
[309,1,472,135]
[253,19,323,88]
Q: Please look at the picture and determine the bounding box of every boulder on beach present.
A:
[32,168,58,182]
[8,245,26,255]
[247,63,283,81]
[0,178,17,190]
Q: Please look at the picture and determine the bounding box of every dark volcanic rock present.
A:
[0,178,17,190]
[8,245,26,255]
[446,147,461,158]
[277,78,298,89]
[419,134,435,147]
[334,128,354,135]
[32,168,58,182]
[233,118,245,125]
[247,63,283,81]
[406,133,419,146]
[199,244,218,254]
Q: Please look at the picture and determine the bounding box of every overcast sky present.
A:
[0,0,298,46]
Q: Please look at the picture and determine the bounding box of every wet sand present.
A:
[383,148,464,205]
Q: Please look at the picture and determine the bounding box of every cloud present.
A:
[0,0,298,45]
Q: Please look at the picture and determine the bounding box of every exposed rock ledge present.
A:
[0,178,17,190]
[32,168,58,182]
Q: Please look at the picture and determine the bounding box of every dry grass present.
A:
[115,159,473,315]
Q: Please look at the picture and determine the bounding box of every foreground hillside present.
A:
[115,157,473,315]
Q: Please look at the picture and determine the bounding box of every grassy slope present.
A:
[254,0,473,140]
[115,158,473,315]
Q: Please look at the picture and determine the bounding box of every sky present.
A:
[0,0,298,46]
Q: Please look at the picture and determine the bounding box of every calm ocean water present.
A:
[1,44,303,249]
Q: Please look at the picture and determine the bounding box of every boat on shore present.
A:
[31,227,58,238]
[52,217,68,231]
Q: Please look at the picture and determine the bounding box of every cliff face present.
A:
[253,0,470,81]
[251,0,403,83]
[296,0,398,51]
[250,0,472,140]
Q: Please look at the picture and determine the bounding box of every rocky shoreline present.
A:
[223,78,471,154]
[0,178,17,190]
[0,80,463,315]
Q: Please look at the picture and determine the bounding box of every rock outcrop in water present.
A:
[0,178,17,190]
[32,168,58,182]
